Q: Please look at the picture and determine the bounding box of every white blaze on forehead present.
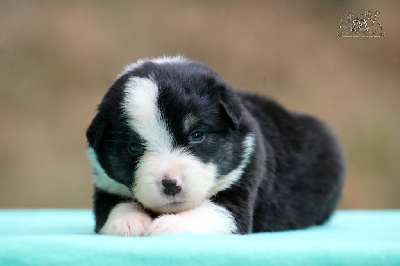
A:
[118,55,188,79]
[122,77,173,151]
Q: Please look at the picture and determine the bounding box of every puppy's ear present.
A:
[216,83,242,130]
[86,111,110,151]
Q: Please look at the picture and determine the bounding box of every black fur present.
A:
[86,58,345,234]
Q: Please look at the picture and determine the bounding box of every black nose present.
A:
[162,179,181,196]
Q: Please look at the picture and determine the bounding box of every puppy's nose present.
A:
[162,178,181,196]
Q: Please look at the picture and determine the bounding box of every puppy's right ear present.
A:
[86,111,110,151]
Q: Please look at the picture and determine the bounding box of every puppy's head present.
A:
[87,56,255,214]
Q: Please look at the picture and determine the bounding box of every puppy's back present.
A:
[238,92,345,231]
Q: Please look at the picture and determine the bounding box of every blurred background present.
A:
[0,0,399,209]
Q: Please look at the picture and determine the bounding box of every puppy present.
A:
[86,56,345,236]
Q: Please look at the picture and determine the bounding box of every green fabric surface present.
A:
[0,210,399,265]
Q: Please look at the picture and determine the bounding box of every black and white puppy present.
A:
[86,56,345,236]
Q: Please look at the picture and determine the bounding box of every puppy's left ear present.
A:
[216,83,242,130]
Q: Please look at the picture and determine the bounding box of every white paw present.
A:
[147,214,198,235]
[147,201,237,235]
[100,203,153,236]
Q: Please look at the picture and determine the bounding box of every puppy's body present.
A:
[86,56,344,235]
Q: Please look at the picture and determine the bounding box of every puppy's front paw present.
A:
[147,214,197,236]
[147,201,237,235]
[101,213,152,236]
[100,203,153,236]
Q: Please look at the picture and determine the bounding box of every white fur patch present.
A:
[133,148,217,214]
[147,200,237,235]
[208,133,256,196]
[122,76,173,152]
[87,147,133,198]
[118,55,188,78]
[100,202,153,236]
[183,113,199,133]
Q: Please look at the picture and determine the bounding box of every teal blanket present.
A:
[1,210,399,265]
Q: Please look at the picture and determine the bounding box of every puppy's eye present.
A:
[189,131,205,143]
[128,142,144,153]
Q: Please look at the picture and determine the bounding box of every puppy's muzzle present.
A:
[162,178,182,196]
